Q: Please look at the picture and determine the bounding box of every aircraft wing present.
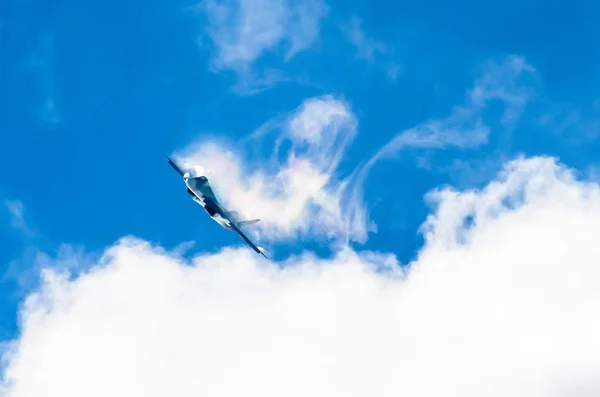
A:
[225,215,267,259]
[166,156,185,177]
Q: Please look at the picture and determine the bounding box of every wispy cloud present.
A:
[3,156,600,397]
[39,100,59,125]
[169,56,535,248]
[361,55,536,175]
[342,16,400,80]
[28,34,59,124]
[3,200,44,291]
[4,200,34,237]
[339,55,536,230]
[343,17,387,62]
[2,199,90,294]
[538,99,600,144]
[468,55,536,126]
[173,95,367,244]
[198,0,328,93]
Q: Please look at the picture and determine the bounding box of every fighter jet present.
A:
[167,157,267,258]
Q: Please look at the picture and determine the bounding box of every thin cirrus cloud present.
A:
[169,55,536,247]
[370,55,536,168]
[355,55,535,182]
[4,200,31,237]
[27,34,59,125]
[1,156,600,397]
[334,55,537,238]
[172,95,366,244]
[538,99,600,144]
[198,0,328,93]
[343,17,387,61]
[342,16,400,80]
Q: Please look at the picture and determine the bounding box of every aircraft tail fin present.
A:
[237,219,260,227]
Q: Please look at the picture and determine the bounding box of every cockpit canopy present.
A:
[193,175,210,188]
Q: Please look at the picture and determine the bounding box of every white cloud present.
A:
[340,56,536,226]
[367,106,489,165]
[343,17,387,62]
[2,155,600,396]
[169,56,534,246]
[538,99,600,144]
[172,95,368,244]
[468,55,536,126]
[4,200,33,237]
[28,33,59,124]
[2,200,94,293]
[39,99,59,125]
[354,55,536,185]
[342,17,400,80]
[199,0,328,92]
[393,55,534,158]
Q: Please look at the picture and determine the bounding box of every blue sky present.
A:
[1,0,600,344]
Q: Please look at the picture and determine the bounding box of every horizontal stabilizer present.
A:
[237,219,260,227]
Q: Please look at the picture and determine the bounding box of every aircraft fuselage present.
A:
[166,156,266,258]
[184,175,233,230]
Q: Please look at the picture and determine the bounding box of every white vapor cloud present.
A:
[538,99,600,144]
[199,0,328,92]
[2,155,600,396]
[372,55,535,167]
[341,55,536,227]
[468,55,536,126]
[342,17,399,80]
[173,95,369,244]
[28,33,59,124]
[171,56,534,247]
[2,199,92,293]
[4,200,33,237]
[343,17,387,62]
